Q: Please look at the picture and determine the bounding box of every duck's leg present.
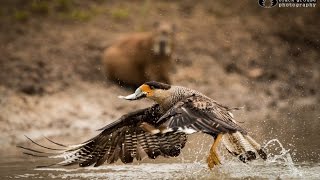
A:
[207,133,223,169]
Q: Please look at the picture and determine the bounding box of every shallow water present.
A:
[2,139,319,180]
[1,158,320,180]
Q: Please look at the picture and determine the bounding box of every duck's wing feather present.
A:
[18,104,187,167]
[156,95,247,136]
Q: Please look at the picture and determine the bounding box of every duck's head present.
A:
[118,81,172,103]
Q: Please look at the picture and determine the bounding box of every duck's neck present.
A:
[156,86,200,112]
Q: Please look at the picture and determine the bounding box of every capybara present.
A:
[102,22,175,87]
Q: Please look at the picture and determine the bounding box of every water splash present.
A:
[181,135,208,163]
[264,138,302,177]
[6,138,320,179]
[210,138,310,179]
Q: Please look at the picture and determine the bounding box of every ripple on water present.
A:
[17,162,318,180]
[6,139,320,179]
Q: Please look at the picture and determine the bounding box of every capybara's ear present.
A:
[153,21,160,28]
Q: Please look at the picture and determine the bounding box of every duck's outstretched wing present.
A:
[18,104,187,167]
[155,94,246,136]
[149,95,267,163]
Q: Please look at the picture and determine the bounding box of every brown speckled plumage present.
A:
[18,81,266,168]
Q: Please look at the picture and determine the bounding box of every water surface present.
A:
[2,138,319,179]
[2,158,319,180]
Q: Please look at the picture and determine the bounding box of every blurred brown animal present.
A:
[102,22,176,87]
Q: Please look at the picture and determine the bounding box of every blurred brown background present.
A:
[0,0,319,163]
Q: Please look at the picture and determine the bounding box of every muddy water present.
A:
[1,158,320,179]
[1,139,320,180]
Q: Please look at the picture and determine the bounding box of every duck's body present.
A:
[19,81,267,168]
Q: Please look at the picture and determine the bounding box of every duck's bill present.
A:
[118,88,147,100]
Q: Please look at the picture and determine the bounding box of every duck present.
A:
[18,81,267,169]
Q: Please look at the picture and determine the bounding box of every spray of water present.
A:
[11,138,319,179]
[213,138,305,179]
[264,138,302,177]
